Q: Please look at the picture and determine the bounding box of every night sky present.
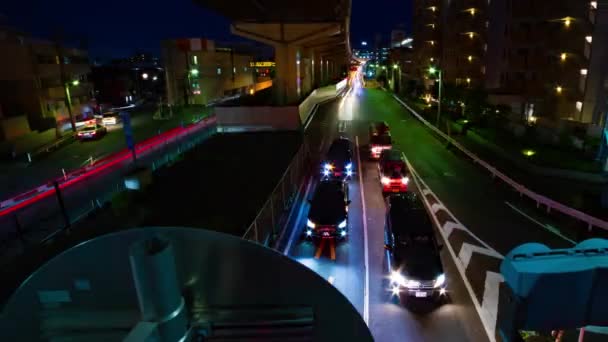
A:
[1,0,411,59]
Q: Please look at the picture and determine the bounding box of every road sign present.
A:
[120,111,136,162]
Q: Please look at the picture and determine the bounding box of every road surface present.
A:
[277,82,490,341]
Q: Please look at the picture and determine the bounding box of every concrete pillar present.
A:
[275,44,300,104]
[129,235,188,342]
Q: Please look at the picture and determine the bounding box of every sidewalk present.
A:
[400,96,608,220]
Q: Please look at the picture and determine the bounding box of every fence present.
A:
[0,119,217,263]
[242,142,311,245]
[393,94,608,232]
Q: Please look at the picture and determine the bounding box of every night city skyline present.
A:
[1,0,412,59]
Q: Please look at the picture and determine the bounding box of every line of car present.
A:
[303,121,447,303]
[76,111,120,141]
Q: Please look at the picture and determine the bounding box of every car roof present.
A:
[388,193,432,236]
[327,138,351,159]
[381,149,403,161]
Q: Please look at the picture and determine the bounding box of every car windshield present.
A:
[82,126,96,131]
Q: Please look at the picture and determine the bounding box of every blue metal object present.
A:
[498,239,608,341]
[121,111,135,151]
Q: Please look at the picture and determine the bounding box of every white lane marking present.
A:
[284,178,315,255]
[430,202,446,214]
[458,242,504,270]
[355,135,370,326]
[482,271,504,339]
[328,276,335,285]
[442,221,465,238]
[504,201,576,245]
[405,155,501,342]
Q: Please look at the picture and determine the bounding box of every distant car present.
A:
[101,112,120,126]
[369,132,392,159]
[378,149,410,195]
[77,124,107,141]
[369,121,390,137]
[321,137,354,180]
[385,193,446,301]
[305,179,351,240]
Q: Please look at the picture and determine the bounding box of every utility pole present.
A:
[55,30,77,133]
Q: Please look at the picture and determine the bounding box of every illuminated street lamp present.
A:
[64,79,80,132]
[142,73,149,80]
[71,80,80,86]
[429,66,443,126]
[152,75,158,81]
[556,85,563,94]
[190,68,199,76]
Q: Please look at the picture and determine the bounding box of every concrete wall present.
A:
[215,106,301,132]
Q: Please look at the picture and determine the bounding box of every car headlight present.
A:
[345,162,353,170]
[322,170,330,176]
[434,274,446,288]
[401,177,409,185]
[324,163,333,170]
[381,176,390,185]
[307,219,316,228]
[390,271,406,286]
[338,219,347,228]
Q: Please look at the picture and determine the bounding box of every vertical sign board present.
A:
[120,111,136,161]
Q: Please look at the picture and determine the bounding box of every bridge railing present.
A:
[392,94,608,232]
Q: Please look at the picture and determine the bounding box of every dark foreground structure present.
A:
[1,227,372,341]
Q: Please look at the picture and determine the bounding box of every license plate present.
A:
[392,188,400,192]
[334,172,341,176]
[415,291,427,298]
[322,232,330,237]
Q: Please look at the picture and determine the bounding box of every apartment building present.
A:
[412,0,608,126]
[412,0,442,84]
[0,25,92,131]
[486,0,607,124]
[162,38,255,106]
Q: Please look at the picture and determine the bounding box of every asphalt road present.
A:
[278,82,490,341]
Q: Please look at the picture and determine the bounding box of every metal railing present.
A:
[393,94,608,232]
[27,132,76,162]
[242,143,311,245]
[0,119,217,263]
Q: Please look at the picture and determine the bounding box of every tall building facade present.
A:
[412,0,608,125]
[412,0,442,85]
[0,25,92,130]
[162,38,255,106]
[486,0,608,124]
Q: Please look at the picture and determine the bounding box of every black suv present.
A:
[384,193,446,301]
[322,137,354,180]
[306,179,350,240]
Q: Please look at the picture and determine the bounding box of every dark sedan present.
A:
[321,137,354,180]
[306,179,350,240]
[384,193,446,301]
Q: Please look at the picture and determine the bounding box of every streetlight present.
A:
[152,75,158,81]
[63,79,81,132]
[392,64,401,93]
[142,73,149,80]
[190,68,199,76]
[429,66,443,127]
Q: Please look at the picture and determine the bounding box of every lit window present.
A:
[556,85,563,94]
[466,78,471,84]
[193,55,198,65]
[429,6,436,12]
[580,69,588,75]
[586,36,593,43]
[576,101,583,111]
[560,53,567,61]
[468,55,473,62]
[591,1,597,10]
[430,57,434,62]
[233,67,236,74]
[217,67,222,75]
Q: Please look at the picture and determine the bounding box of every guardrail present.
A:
[0,117,218,261]
[242,143,310,245]
[393,95,608,232]
[27,132,76,162]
